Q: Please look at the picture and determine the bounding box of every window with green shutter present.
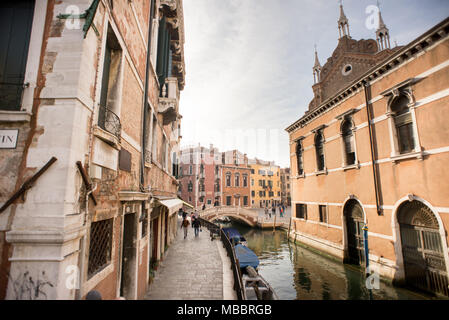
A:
[156,16,172,93]
[0,0,35,111]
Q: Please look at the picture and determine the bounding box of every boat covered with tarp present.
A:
[222,227,247,246]
[234,244,260,269]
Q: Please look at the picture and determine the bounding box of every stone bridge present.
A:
[199,206,260,227]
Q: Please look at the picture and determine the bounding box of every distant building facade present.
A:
[0,0,186,300]
[287,6,449,297]
[248,158,281,208]
[280,168,291,206]
[179,146,252,209]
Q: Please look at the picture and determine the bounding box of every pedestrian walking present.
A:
[190,212,196,229]
[268,206,272,219]
[180,208,187,220]
[181,218,190,239]
[272,206,276,217]
[192,218,201,237]
[264,206,269,218]
[202,204,206,211]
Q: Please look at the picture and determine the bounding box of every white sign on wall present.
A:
[0,129,19,149]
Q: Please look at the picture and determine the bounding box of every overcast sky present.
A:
[179,0,449,168]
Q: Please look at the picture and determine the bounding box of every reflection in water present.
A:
[227,222,430,300]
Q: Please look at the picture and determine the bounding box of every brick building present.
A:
[0,0,186,300]
[179,146,251,209]
[286,5,449,297]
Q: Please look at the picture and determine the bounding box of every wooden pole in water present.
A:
[287,217,291,242]
[273,211,276,233]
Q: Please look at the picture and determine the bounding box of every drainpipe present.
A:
[363,80,383,278]
[363,81,382,216]
[140,0,155,193]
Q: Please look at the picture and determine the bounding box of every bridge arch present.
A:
[200,206,258,227]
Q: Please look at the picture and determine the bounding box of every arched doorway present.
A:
[344,200,365,266]
[398,200,448,296]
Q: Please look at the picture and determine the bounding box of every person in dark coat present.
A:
[192,218,201,237]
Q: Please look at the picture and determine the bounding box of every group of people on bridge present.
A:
[264,203,286,219]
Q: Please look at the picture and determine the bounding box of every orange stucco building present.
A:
[286,7,449,297]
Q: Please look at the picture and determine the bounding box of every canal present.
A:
[227,221,437,300]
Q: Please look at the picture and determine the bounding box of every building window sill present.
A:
[0,110,32,123]
[93,125,121,150]
[314,169,327,176]
[391,150,423,163]
[342,162,360,171]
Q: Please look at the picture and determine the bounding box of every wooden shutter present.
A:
[156,17,171,89]
[0,0,35,111]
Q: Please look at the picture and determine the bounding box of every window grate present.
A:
[88,218,113,278]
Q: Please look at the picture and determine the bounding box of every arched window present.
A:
[187,181,193,192]
[391,94,415,154]
[226,172,231,187]
[315,130,325,171]
[242,174,248,187]
[342,119,356,165]
[235,173,240,187]
[296,141,304,176]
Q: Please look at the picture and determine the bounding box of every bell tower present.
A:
[313,46,322,84]
[338,1,350,39]
[376,2,391,50]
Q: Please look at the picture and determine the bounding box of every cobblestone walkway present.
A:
[144,218,225,300]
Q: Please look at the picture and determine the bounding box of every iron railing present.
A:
[88,218,113,278]
[197,217,245,300]
[220,228,245,300]
[98,105,121,140]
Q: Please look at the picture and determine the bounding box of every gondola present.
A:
[233,243,279,300]
[222,227,248,246]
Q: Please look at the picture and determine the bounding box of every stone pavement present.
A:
[144,217,236,300]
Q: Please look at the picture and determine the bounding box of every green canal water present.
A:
[228,222,437,300]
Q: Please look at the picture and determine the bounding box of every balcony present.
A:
[98,105,121,141]
[93,105,121,149]
[158,77,181,125]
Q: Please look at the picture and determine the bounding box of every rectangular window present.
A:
[319,205,328,223]
[152,116,158,162]
[296,204,307,220]
[251,191,255,197]
[98,26,123,138]
[156,16,172,91]
[243,196,248,206]
[88,218,113,277]
[0,0,35,111]
[226,196,232,206]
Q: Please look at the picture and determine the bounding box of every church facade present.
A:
[286,5,449,297]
